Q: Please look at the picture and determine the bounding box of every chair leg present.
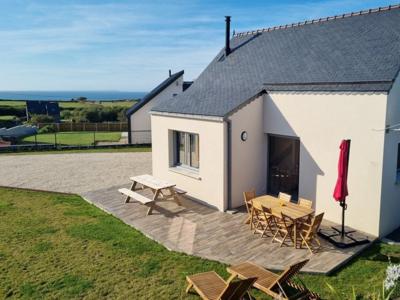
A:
[301,234,313,254]
[271,229,280,243]
[246,291,254,300]
[185,282,193,294]
[280,232,288,247]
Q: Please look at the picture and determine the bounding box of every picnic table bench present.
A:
[118,174,186,215]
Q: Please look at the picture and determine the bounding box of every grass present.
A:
[0,146,151,155]
[0,187,399,299]
[0,115,16,120]
[22,131,122,146]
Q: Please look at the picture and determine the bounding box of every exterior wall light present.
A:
[241,131,248,141]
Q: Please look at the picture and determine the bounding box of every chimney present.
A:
[169,69,172,77]
[225,16,231,56]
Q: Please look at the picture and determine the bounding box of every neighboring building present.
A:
[26,101,60,122]
[126,70,192,144]
[150,5,400,237]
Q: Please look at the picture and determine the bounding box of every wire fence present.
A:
[0,130,151,152]
[36,122,128,132]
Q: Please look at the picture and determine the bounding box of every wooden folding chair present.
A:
[259,205,277,238]
[243,190,256,229]
[272,213,294,247]
[186,271,257,300]
[299,213,324,254]
[227,259,320,299]
[298,198,313,209]
[279,192,292,203]
[252,204,274,238]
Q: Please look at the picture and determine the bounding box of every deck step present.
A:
[118,188,153,204]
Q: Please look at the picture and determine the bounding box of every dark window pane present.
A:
[177,132,186,165]
[190,134,199,168]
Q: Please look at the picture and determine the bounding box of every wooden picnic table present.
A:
[124,174,183,215]
[252,195,315,248]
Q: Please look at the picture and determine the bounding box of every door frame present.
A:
[266,133,300,198]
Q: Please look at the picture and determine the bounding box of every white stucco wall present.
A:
[229,96,267,208]
[129,75,183,143]
[380,77,400,236]
[151,114,227,211]
[264,92,387,236]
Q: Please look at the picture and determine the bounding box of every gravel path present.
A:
[0,152,152,194]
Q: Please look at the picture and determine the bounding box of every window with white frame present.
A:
[174,131,199,169]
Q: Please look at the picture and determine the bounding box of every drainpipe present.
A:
[127,114,132,145]
[225,118,232,210]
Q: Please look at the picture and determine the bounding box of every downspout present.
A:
[225,118,232,210]
[127,113,132,145]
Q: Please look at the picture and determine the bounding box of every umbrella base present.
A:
[318,226,370,248]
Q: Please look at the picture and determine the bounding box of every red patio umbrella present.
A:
[333,139,351,237]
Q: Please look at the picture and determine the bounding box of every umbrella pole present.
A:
[340,200,346,238]
[341,139,351,238]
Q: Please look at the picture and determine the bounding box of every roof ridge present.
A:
[234,4,400,37]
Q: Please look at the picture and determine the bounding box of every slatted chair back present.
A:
[252,204,266,229]
[261,205,273,219]
[304,213,324,240]
[280,213,294,231]
[219,277,257,300]
[243,190,256,215]
[278,192,291,203]
[298,198,313,209]
[260,205,275,236]
[268,259,310,297]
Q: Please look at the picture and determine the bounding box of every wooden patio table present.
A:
[126,174,182,215]
[252,195,314,248]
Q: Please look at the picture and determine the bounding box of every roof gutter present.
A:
[127,115,132,144]
[225,118,232,210]
[150,111,224,122]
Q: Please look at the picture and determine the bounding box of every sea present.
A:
[0,91,147,101]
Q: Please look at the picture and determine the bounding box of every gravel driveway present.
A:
[0,152,152,194]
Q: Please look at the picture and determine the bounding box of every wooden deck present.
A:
[82,186,375,275]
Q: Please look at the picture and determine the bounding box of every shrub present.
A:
[0,106,26,117]
[60,110,73,121]
[38,124,56,134]
[29,114,54,124]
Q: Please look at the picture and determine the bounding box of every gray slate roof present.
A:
[126,70,184,117]
[152,6,400,117]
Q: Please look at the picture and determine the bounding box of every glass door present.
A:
[267,135,300,199]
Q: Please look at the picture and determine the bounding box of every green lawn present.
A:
[0,187,399,299]
[0,115,16,120]
[22,132,122,146]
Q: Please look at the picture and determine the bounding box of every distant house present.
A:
[26,101,60,123]
[126,70,192,144]
[150,5,400,237]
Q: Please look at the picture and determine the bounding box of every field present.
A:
[0,115,16,120]
[0,99,137,109]
[0,187,399,299]
[22,132,122,146]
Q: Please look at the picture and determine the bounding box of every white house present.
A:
[126,70,192,144]
[150,6,400,237]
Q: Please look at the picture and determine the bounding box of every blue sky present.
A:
[0,0,395,91]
